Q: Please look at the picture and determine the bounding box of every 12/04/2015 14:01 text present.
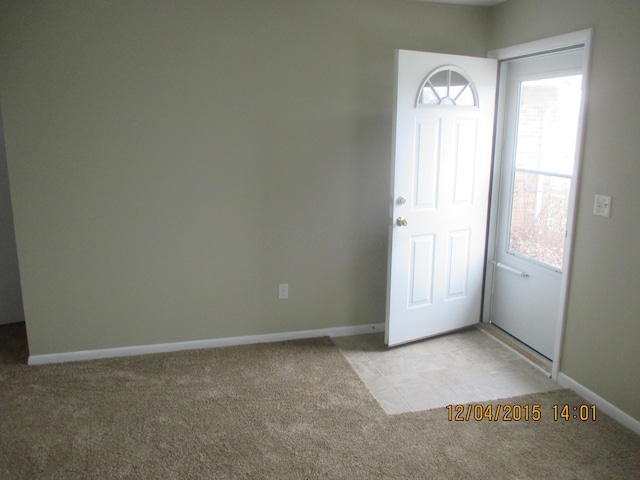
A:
[446,404,597,422]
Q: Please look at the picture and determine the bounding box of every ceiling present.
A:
[411,0,507,6]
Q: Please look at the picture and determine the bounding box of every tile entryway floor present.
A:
[332,325,562,414]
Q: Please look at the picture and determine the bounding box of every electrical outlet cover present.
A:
[593,194,612,217]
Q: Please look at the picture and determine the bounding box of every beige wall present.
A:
[0,0,487,354]
[0,109,23,325]
[488,0,640,421]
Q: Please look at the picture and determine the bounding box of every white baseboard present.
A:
[28,323,385,366]
[557,372,640,435]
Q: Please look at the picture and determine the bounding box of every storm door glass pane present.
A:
[514,75,582,175]
[507,74,582,271]
[508,172,570,270]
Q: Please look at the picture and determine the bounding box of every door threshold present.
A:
[476,323,552,376]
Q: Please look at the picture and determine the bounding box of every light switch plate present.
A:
[593,194,612,217]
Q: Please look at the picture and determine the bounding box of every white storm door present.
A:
[487,48,585,360]
[386,50,497,347]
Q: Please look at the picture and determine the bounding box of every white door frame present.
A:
[483,29,593,380]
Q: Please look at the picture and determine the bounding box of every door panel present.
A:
[386,50,497,347]
[452,119,478,205]
[491,265,561,359]
[409,235,435,307]
[413,118,440,209]
[447,229,471,300]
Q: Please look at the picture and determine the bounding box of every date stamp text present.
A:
[446,403,597,422]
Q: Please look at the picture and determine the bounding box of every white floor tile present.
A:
[333,326,560,414]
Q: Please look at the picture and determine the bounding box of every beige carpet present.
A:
[0,335,638,479]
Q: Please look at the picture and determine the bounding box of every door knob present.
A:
[397,196,407,205]
[396,216,408,227]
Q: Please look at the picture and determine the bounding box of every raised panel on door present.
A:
[408,234,435,307]
[413,118,441,210]
[451,119,478,207]
[446,229,471,301]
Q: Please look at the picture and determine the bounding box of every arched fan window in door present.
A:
[417,66,479,107]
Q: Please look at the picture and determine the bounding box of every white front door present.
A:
[485,48,585,360]
[385,50,497,347]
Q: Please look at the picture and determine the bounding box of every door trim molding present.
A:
[484,29,593,380]
[487,29,593,62]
